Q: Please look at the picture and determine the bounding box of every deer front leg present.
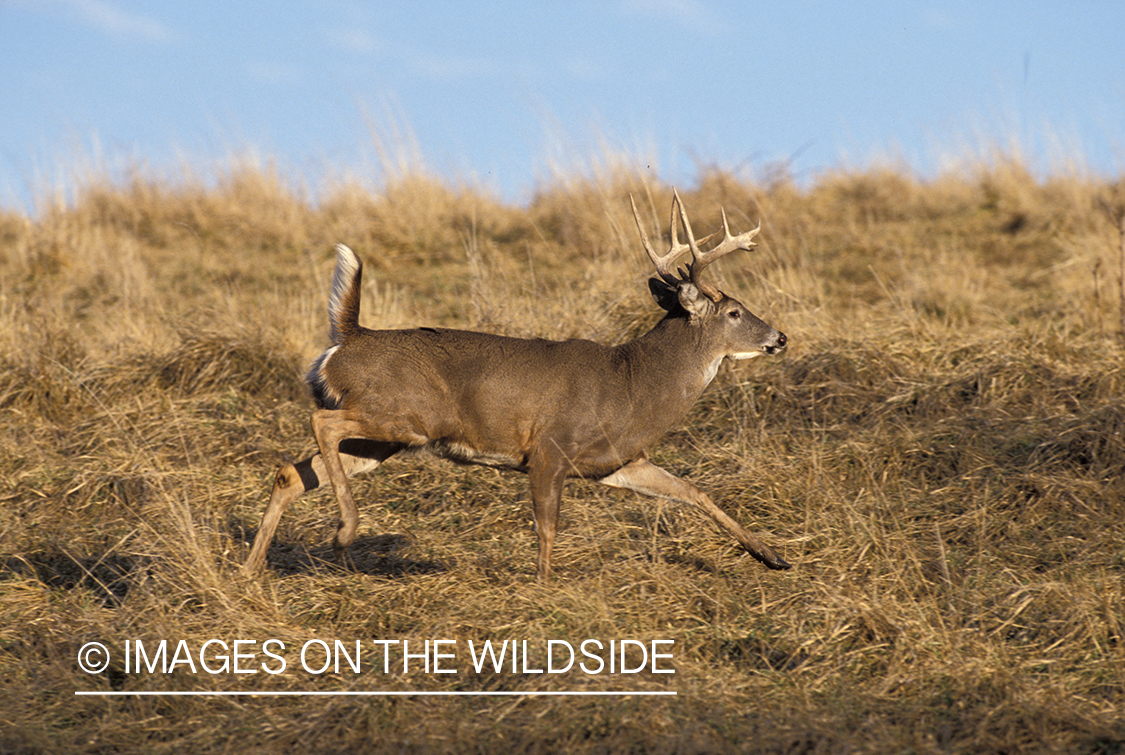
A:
[599,457,791,571]
[528,461,568,582]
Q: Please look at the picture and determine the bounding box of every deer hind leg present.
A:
[310,408,432,555]
[599,458,791,571]
[244,440,395,574]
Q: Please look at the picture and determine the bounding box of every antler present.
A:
[630,194,689,286]
[631,190,761,302]
[679,198,762,302]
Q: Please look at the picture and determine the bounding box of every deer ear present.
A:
[676,282,712,318]
[648,278,679,311]
[650,278,713,317]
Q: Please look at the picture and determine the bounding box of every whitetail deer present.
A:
[245,192,789,579]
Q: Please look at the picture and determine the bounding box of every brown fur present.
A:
[246,200,789,579]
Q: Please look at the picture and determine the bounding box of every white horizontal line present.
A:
[75,690,675,697]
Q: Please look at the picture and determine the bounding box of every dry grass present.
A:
[1,152,1124,754]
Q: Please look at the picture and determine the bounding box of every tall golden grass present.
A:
[1,149,1123,753]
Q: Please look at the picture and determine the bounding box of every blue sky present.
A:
[3,1,1123,210]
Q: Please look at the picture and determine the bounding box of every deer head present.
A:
[631,191,785,361]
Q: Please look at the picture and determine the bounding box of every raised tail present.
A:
[327,244,363,344]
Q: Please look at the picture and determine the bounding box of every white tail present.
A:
[245,193,789,580]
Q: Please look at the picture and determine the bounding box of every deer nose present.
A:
[764,332,787,355]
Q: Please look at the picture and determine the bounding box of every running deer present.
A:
[244,192,790,579]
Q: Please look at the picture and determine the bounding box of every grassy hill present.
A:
[2,155,1123,753]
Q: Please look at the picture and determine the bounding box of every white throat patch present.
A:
[702,356,724,387]
[703,351,762,388]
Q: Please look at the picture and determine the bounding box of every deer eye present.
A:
[728,309,742,320]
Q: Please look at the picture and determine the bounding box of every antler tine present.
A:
[682,203,761,302]
[631,194,688,286]
[672,190,721,301]
[670,188,720,278]
[718,207,762,251]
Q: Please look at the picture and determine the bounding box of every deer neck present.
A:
[622,314,724,415]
